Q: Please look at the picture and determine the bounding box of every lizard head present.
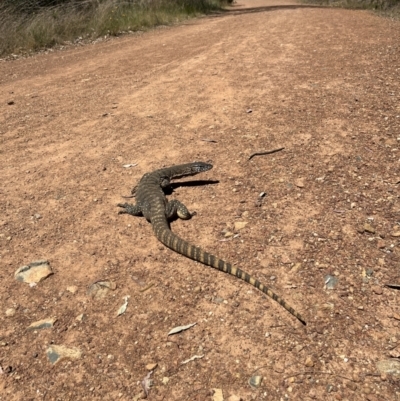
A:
[167,162,213,180]
[190,162,213,174]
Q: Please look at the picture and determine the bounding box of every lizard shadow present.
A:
[164,180,220,222]
[164,179,220,195]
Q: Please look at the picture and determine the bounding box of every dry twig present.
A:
[248,147,284,160]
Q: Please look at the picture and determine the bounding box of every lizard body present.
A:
[118,162,306,325]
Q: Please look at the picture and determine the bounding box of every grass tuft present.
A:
[0,0,225,57]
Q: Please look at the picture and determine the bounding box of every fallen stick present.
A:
[248,147,284,160]
[200,138,217,143]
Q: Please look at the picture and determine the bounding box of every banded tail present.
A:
[156,225,306,325]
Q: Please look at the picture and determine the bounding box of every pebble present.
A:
[212,388,224,401]
[377,239,385,249]
[346,382,357,391]
[274,362,285,373]
[162,377,170,385]
[364,223,375,234]
[87,280,117,299]
[5,308,16,317]
[27,317,57,330]
[234,221,248,231]
[391,231,400,237]
[46,345,82,364]
[294,178,305,188]
[145,363,157,371]
[371,285,383,295]
[376,359,400,376]
[15,260,53,284]
[248,375,263,388]
[324,275,338,290]
[76,313,86,322]
[67,286,78,294]
[305,356,314,367]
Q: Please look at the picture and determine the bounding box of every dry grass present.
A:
[0,0,223,57]
[301,0,400,20]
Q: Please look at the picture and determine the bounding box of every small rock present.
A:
[324,275,338,290]
[5,308,16,317]
[145,363,157,371]
[15,260,53,284]
[34,214,42,219]
[377,239,385,249]
[391,231,400,237]
[76,313,86,322]
[87,280,117,299]
[364,223,375,234]
[362,386,371,395]
[234,221,248,231]
[376,359,400,376]
[162,377,170,385]
[274,362,285,373]
[212,388,224,401]
[346,382,357,391]
[371,285,383,295]
[27,318,56,330]
[305,356,314,367]
[46,345,82,364]
[7,100,15,105]
[291,263,302,273]
[224,231,234,238]
[248,375,263,388]
[116,295,129,316]
[294,178,305,188]
[67,286,78,294]
[281,254,291,264]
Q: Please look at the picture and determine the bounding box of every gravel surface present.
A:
[1,1,400,399]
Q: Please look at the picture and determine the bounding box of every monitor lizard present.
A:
[118,162,306,325]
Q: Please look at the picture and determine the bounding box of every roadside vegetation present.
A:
[0,0,225,58]
[302,0,400,18]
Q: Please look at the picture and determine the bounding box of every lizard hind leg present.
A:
[117,203,143,216]
[166,200,194,220]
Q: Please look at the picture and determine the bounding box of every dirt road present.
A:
[1,0,400,399]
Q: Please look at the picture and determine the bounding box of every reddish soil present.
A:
[1,0,400,399]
